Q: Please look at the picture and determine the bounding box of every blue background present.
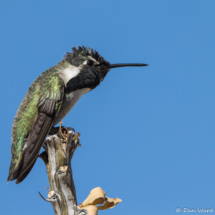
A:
[1,0,215,214]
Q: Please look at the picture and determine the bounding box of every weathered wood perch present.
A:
[39,127,83,215]
[38,126,122,215]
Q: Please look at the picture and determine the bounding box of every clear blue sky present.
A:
[1,0,215,214]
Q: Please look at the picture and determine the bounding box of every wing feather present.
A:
[15,102,58,183]
[8,77,64,184]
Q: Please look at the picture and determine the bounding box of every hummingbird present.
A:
[8,46,148,184]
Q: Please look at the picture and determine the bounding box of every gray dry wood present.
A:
[39,129,81,215]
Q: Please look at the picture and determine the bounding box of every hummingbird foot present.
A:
[58,122,76,141]
[72,132,81,141]
[59,122,68,140]
[49,124,75,140]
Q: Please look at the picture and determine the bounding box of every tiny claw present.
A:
[73,132,81,141]
[59,121,67,140]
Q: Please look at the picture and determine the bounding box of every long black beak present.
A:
[107,63,148,69]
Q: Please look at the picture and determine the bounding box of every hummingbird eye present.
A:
[87,60,94,66]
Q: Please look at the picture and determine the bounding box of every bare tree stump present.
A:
[39,128,81,215]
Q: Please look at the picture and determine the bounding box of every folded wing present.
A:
[8,81,64,184]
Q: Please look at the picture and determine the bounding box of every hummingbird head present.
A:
[65,46,110,82]
[64,46,148,90]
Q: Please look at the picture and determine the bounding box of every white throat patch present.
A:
[59,65,81,86]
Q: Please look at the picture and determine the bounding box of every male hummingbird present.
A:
[8,46,148,184]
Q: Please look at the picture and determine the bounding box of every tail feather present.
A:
[16,158,37,184]
[7,159,23,182]
[7,116,52,184]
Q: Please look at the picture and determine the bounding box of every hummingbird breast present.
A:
[53,88,90,125]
